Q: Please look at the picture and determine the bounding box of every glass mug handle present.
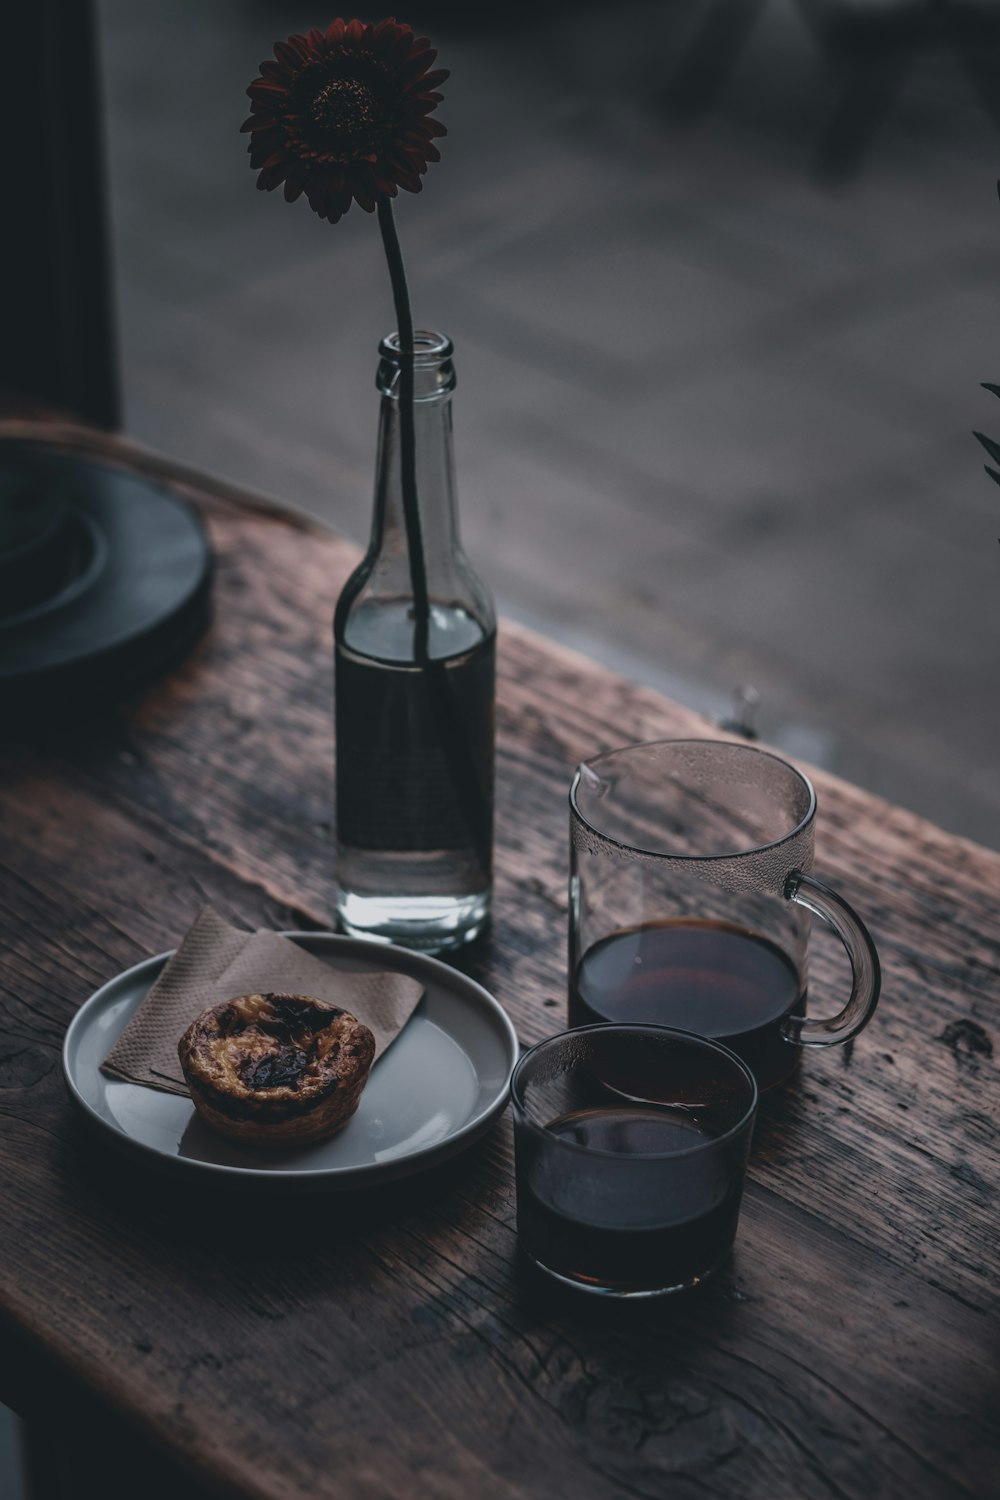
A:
[782,871,881,1046]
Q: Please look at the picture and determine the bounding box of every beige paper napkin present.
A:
[101,906,425,1096]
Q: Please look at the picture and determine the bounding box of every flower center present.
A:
[308,76,378,152]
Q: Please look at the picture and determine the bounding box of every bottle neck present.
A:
[335,329,495,657]
[369,397,459,562]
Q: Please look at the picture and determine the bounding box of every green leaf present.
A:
[985,465,1000,488]
[973,431,1000,466]
[982,383,1000,400]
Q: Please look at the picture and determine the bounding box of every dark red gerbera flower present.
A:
[241,17,447,223]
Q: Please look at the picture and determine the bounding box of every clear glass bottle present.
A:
[334,330,495,951]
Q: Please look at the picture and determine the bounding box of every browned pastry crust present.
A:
[178,993,375,1145]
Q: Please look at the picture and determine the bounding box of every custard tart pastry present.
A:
[178,992,375,1145]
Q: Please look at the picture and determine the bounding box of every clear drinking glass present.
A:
[511,1024,758,1297]
[569,739,881,1090]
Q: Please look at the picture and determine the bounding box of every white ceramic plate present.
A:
[63,932,518,1190]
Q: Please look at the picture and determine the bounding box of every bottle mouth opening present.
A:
[379,329,453,365]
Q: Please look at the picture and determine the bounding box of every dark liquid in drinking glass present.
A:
[516,1104,743,1293]
[570,920,804,1090]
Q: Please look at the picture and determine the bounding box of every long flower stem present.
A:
[374,197,491,881]
[377,198,430,661]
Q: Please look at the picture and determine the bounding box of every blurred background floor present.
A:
[98,0,1000,848]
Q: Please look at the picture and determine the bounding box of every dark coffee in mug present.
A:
[512,1023,758,1296]
[569,919,804,1090]
[516,1102,744,1293]
[569,742,881,1090]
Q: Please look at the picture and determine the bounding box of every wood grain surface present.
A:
[0,419,997,1500]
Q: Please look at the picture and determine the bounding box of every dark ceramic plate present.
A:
[63,932,518,1190]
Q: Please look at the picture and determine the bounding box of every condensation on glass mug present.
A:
[568,739,881,1090]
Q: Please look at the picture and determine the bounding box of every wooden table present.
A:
[1,420,997,1500]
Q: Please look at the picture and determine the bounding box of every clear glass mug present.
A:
[568,739,881,1090]
[511,1024,758,1297]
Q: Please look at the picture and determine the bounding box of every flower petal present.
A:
[248,80,289,100]
[326,185,354,221]
[245,19,446,223]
